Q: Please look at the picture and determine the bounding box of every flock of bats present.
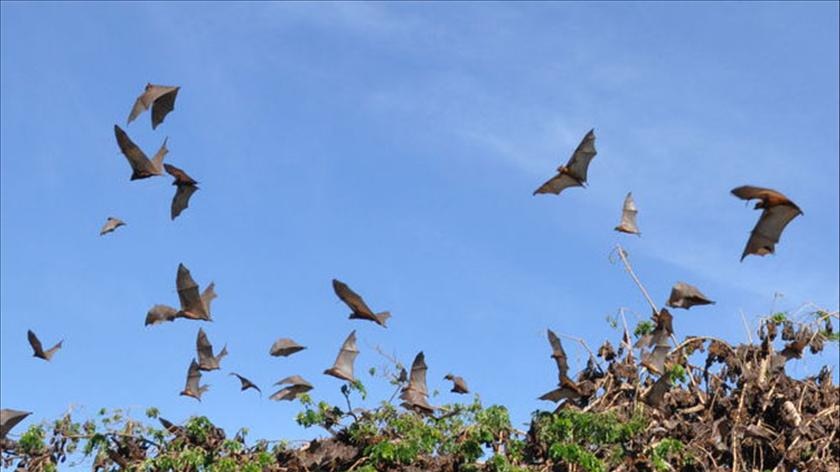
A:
[3,82,806,439]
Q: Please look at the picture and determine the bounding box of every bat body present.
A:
[270,375,313,401]
[180,359,209,401]
[114,125,167,180]
[614,192,640,235]
[269,338,306,357]
[643,374,672,408]
[540,329,583,402]
[400,352,435,414]
[641,309,674,374]
[196,328,227,371]
[127,83,180,129]
[444,374,469,394]
[229,373,261,395]
[323,331,359,382]
[0,409,31,439]
[533,129,597,196]
[666,282,714,309]
[145,264,214,325]
[731,186,802,261]
[332,279,390,327]
[27,330,62,361]
[164,163,199,220]
[99,217,126,236]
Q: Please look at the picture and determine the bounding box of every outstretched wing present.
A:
[614,192,640,235]
[200,283,217,316]
[171,185,198,221]
[114,125,158,180]
[404,352,429,397]
[741,205,802,261]
[151,86,180,129]
[182,359,207,400]
[230,373,261,394]
[196,328,217,370]
[150,138,169,174]
[269,338,306,357]
[27,330,45,358]
[332,279,372,315]
[547,329,569,382]
[99,217,125,236]
[176,264,208,319]
[164,163,198,186]
[1,409,32,440]
[666,282,714,309]
[127,84,179,127]
[564,129,597,182]
[145,305,179,326]
[533,172,581,195]
[323,330,359,382]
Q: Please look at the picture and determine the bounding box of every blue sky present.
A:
[1,1,838,455]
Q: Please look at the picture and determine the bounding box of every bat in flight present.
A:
[539,329,584,402]
[323,330,359,382]
[640,308,674,374]
[400,352,435,414]
[145,263,216,325]
[196,328,228,371]
[127,83,180,129]
[180,359,209,401]
[666,282,714,309]
[1,409,32,440]
[731,186,802,261]
[332,279,391,327]
[114,125,167,180]
[533,129,597,196]
[99,217,126,236]
[27,330,62,361]
[229,373,261,396]
[614,192,640,235]
[269,338,306,357]
[269,375,313,401]
[164,163,199,220]
[444,374,469,394]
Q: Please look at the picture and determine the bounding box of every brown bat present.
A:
[1,409,31,439]
[533,129,597,196]
[145,264,215,325]
[323,330,359,382]
[27,330,62,361]
[666,282,714,309]
[127,83,180,129]
[643,374,672,408]
[196,328,227,371]
[164,163,199,220]
[114,125,167,180]
[640,308,674,374]
[269,338,306,357]
[731,186,802,261]
[270,375,313,401]
[443,374,469,394]
[229,373,261,395]
[332,279,390,327]
[401,352,429,397]
[99,217,126,236]
[400,388,435,415]
[540,329,583,402]
[180,359,209,401]
[614,192,640,235]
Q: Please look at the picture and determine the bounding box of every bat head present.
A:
[754,201,766,210]
[444,374,454,380]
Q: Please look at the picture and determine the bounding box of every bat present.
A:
[229,373,261,395]
[176,263,210,321]
[614,192,640,235]
[539,375,583,402]
[0,409,31,439]
[144,305,179,326]
[400,388,435,415]
[180,359,209,401]
[127,83,180,129]
[540,330,583,402]
[158,417,183,435]
[323,330,359,382]
[196,328,227,371]
[99,217,126,236]
[164,163,199,220]
[533,129,597,196]
[114,125,167,180]
[270,375,313,401]
[643,374,671,408]
[200,283,217,318]
[443,374,469,394]
[269,338,306,357]
[641,339,670,374]
[666,282,714,309]
[27,330,62,361]
[731,186,802,261]
[332,279,390,327]
[401,352,429,397]
[649,308,674,349]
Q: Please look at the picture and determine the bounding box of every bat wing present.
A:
[643,374,672,408]
[164,163,198,186]
[196,328,220,370]
[176,264,208,319]
[230,373,261,394]
[332,279,374,314]
[533,172,582,195]
[181,359,207,400]
[614,192,640,235]
[547,329,569,382]
[539,376,582,402]
[99,217,125,236]
[43,339,63,360]
[27,330,45,359]
[150,86,180,129]
[275,375,312,387]
[324,330,359,382]
[649,309,674,348]
[741,204,802,261]
[270,384,312,401]
[0,409,32,440]
[171,185,199,221]
[447,375,469,394]
[730,185,796,207]
[564,129,597,182]
[200,282,217,317]
[403,352,429,397]
[269,338,306,357]
[145,305,179,326]
[114,125,158,180]
[400,389,435,414]
[150,138,169,174]
[666,282,714,309]
[127,84,179,127]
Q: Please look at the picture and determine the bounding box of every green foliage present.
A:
[667,364,688,384]
[771,312,788,323]
[634,320,654,337]
[18,425,47,455]
[649,438,694,471]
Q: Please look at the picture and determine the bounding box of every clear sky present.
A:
[1,0,838,455]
